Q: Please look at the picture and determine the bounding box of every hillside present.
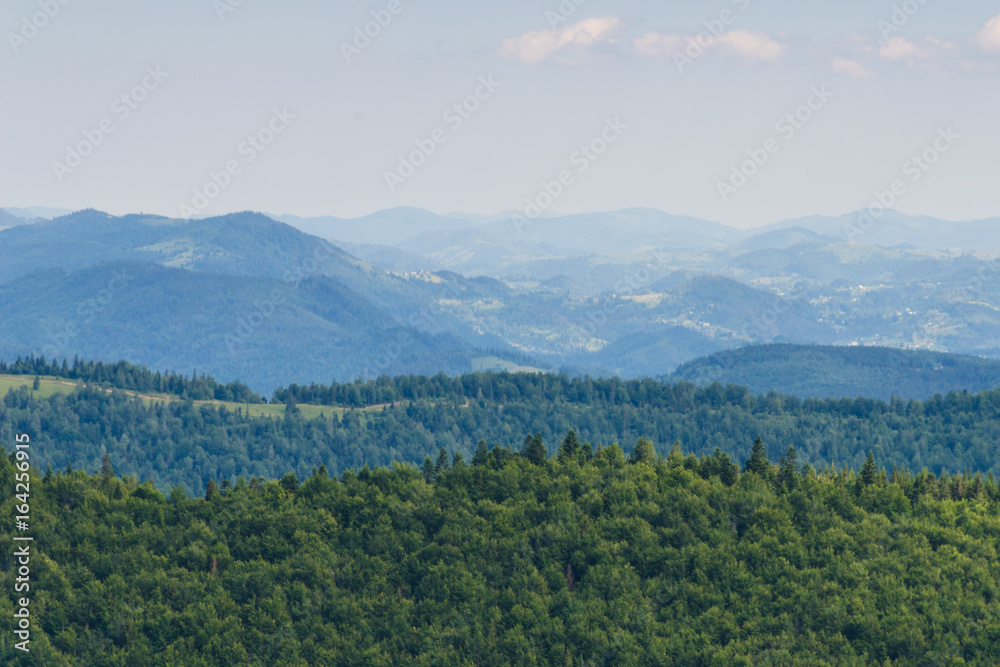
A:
[4,208,1000,391]
[7,363,1000,494]
[670,344,1000,400]
[0,263,475,393]
[0,210,422,313]
[2,447,999,664]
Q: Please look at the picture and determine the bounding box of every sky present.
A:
[2,0,999,229]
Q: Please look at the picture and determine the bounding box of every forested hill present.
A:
[669,344,1000,400]
[5,366,1000,495]
[0,356,263,403]
[2,446,999,664]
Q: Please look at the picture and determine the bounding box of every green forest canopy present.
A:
[2,442,998,665]
[4,362,1000,494]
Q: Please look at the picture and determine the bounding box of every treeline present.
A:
[270,371,1000,416]
[273,373,720,408]
[5,374,1000,494]
[3,445,999,664]
[0,356,263,403]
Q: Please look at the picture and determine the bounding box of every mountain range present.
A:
[1,206,998,394]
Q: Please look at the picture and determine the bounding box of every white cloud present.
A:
[973,13,1000,52]
[633,29,784,63]
[880,37,922,60]
[633,32,682,57]
[499,17,624,64]
[831,57,876,78]
[716,30,785,62]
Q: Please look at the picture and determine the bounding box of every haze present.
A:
[3,0,1000,231]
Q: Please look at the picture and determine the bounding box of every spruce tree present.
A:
[522,433,547,466]
[777,445,798,491]
[859,450,878,488]
[666,442,684,468]
[472,440,490,467]
[715,450,738,487]
[558,430,581,463]
[101,452,115,479]
[744,437,771,476]
[632,438,656,465]
[205,478,219,501]
[435,448,450,474]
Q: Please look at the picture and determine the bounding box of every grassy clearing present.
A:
[0,375,369,421]
[0,375,75,400]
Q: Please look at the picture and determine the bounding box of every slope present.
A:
[0,262,475,393]
[670,343,1000,400]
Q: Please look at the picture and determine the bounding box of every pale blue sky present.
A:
[2,0,999,228]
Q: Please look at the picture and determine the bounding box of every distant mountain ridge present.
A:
[3,207,999,395]
[0,211,529,392]
[670,344,1000,400]
[273,206,1000,254]
[11,206,1000,254]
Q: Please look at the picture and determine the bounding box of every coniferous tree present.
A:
[522,433,547,466]
[435,448,450,474]
[205,478,219,501]
[558,430,581,463]
[971,473,985,500]
[744,437,771,476]
[666,442,684,468]
[777,445,798,491]
[632,438,656,465]
[715,449,738,486]
[472,440,489,467]
[101,452,115,479]
[421,457,435,482]
[859,450,878,490]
